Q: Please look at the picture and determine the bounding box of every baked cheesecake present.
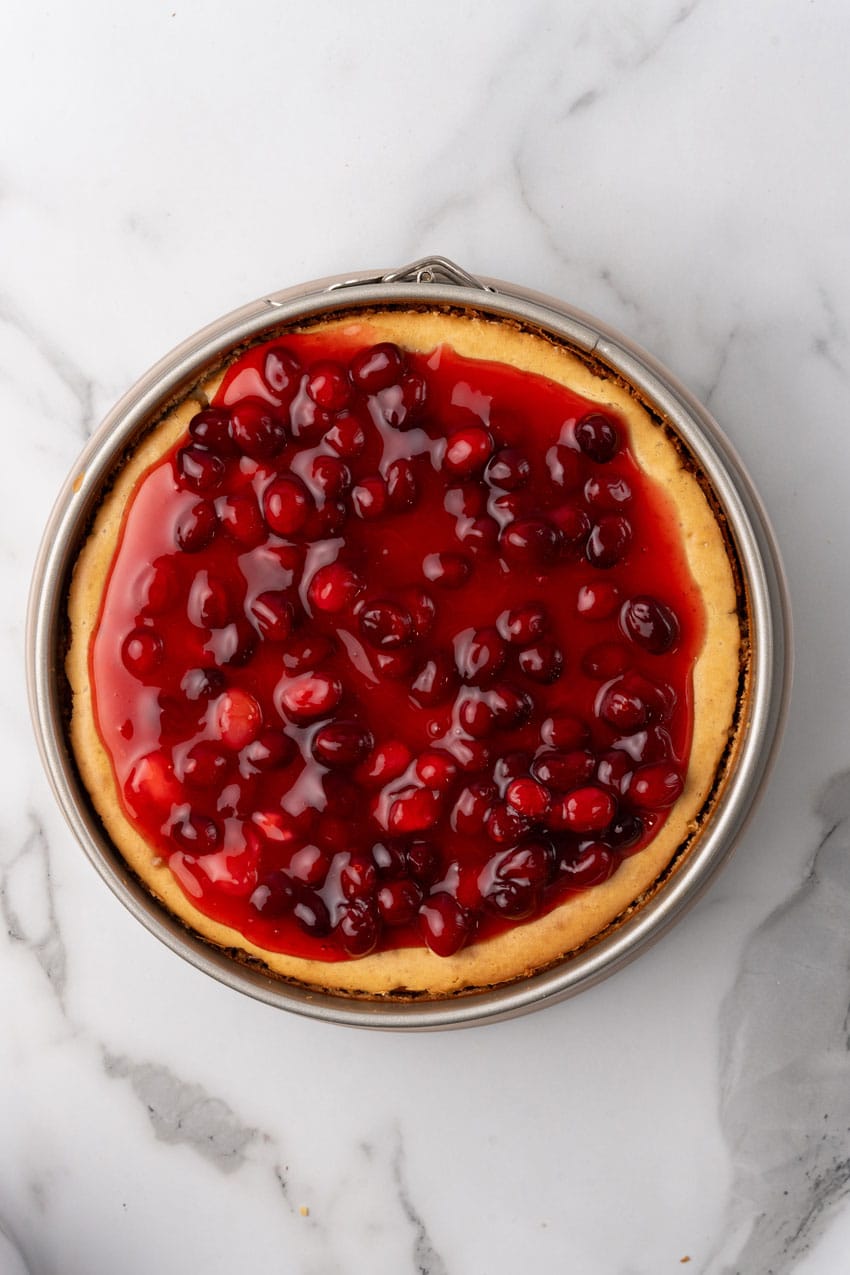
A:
[66,308,744,998]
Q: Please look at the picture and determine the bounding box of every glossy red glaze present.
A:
[89,328,706,961]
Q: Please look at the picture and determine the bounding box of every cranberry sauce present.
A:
[90,325,705,961]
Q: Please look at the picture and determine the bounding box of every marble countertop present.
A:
[3,3,849,1272]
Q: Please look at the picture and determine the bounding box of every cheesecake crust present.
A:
[67,308,743,999]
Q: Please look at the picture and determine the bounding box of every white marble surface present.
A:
[2,2,849,1271]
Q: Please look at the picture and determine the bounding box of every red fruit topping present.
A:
[262,347,301,398]
[277,672,342,722]
[620,596,680,654]
[308,562,362,613]
[500,517,561,565]
[249,591,295,642]
[306,361,352,412]
[215,689,263,749]
[422,552,471,588]
[188,408,237,455]
[121,628,163,676]
[629,764,684,809]
[311,721,373,768]
[263,476,312,535]
[230,400,286,459]
[497,604,547,646]
[576,581,621,621]
[91,327,704,965]
[350,342,405,392]
[351,475,388,520]
[505,777,550,819]
[176,446,225,494]
[175,500,217,553]
[551,786,616,834]
[418,893,471,957]
[575,412,620,462]
[518,642,564,684]
[586,515,632,567]
[485,448,530,490]
[444,427,494,476]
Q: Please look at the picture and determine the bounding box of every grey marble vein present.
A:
[0,297,96,439]
[102,1051,261,1173]
[1,813,67,1007]
[712,769,850,1274]
[392,1135,449,1275]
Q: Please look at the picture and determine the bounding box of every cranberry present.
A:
[458,691,495,738]
[125,752,179,813]
[532,748,596,791]
[492,750,533,792]
[292,890,331,937]
[546,444,583,490]
[388,786,442,834]
[575,412,620,462]
[585,474,632,508]
[549,503,591,553]
[595,747,634,794]
[359,600,414,649]
[418,893,471,957]
[312,721,373,767]
[325,412,366,458]
[230,399,286,459]
[385,458,418,510]
[278,671,342,724]
[607,813,644,850]
[586,515,632,567]
[539,715,588,751]
[377,879,423,926]
[250,872,296,917]
[399,371,428,421]
[552,785,615,833]
[581,642,630,680]
[241,728,297,773]
[415,749,458,789]
[262,347,301,399]
[289,391,330,442]
[182,741,229,789]
[180,666,224,702]
[497,604,547,646]
[306,360,352,411]
[629,763,684,809]
[518,642,564,684]
[350,342,405,392]
[138,558,180,615]
[172,811,222,855]
[175,500,217,552]
[486,803,527,844]
[249,590,295,642]
[218,491,265,547]
[121,628,163,676]
[598,680,651,731]
[482,879,538,920]
[559,844,616,887]
[444,427,494,476]
[500,517,561,565]
[498,841,554,888]
[311,454,351,498]
[422,552,471,588]
[576,581,621,621]
[252,810,303,847]
[308,563,362,613]
[187,571,230,629]
[351,475,388,520]
[336,898,379,957]
[356,740,412,786]
[406,841,440,885]
[215,689,263,749]
[620,596,680,654]
[505,777,550,820]
[339,853,378,902]
[455,627,507,684]
[176,445,225,494]
[410,656,457,706]
[188,408,236,455]
[263,476,312,535]
[290,846,333,887]
[485,447,530,490]
[372,840,406,878]
[446,779,493,835]
[488,684,533,729]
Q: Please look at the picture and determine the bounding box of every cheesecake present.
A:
[66,308,744,998]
